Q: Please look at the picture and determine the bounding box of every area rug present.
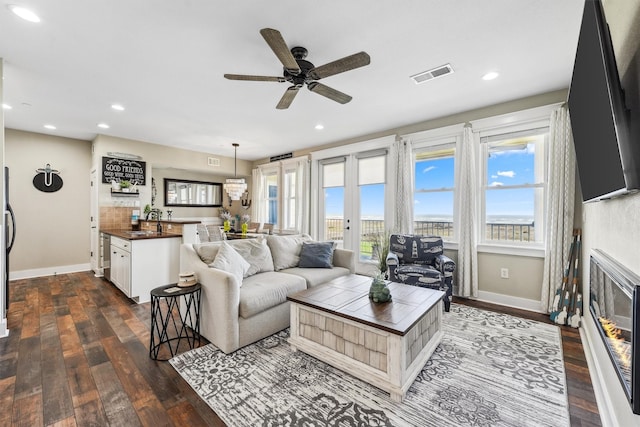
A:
[169,304,569,426]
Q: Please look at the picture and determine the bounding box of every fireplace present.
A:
[590,249,640,414]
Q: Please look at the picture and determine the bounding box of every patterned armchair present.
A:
[386,234,455,312]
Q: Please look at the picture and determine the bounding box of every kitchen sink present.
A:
[125,231,155,236]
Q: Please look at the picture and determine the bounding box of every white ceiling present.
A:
[1,0,585,161]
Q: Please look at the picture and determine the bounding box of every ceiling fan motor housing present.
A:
[283,47,315,87]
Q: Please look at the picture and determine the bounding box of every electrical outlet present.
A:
[167,224,172,230]
[500,268,509,279]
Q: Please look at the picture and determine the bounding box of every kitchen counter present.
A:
[101,229,182,240]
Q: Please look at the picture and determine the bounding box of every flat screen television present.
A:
[568,0,640,202]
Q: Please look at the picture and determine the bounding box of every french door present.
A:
[317,150,387,273]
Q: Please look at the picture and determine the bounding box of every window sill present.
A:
[477,243,545,258]
[444,241,544,258]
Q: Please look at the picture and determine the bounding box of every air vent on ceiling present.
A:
[410,63,454,84]
[208,157,220,167]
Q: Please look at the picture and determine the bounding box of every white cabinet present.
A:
[109,235,180,303]
[110,237,132,296]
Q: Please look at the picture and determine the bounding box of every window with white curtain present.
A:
[480,128,547,245]
[254,157,309,234]
[413,143,456,240]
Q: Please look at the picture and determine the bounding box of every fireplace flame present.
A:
[599,317,632,370]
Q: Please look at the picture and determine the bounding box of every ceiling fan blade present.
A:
[307,82,352,104]
[276,86,300,109]
[224,74,285,82]
[259,28,301,75]
[308,51,370,80]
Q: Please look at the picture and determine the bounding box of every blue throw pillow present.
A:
[298,242,335,268]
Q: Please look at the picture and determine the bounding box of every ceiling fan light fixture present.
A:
[223,143,248,201]
[8,5,41,23]
[482,71,499,81]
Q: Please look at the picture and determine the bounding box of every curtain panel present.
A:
[541,105,575,312]
[394,138,413,234]
[455,124,479,297]
[251,167,266,223]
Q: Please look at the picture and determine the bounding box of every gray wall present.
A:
[5,129,92,274]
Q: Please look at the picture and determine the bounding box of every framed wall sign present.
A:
[102,157,146,185]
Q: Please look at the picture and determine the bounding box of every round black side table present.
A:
[149,283,202,360]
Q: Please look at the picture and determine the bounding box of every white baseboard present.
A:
[473,290,544,313]
[9,263,91,280]
[580,319,615,427]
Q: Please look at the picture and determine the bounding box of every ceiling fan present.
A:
[224,28,370,109]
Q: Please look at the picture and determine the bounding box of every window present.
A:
[358,153,386,260]
[481,129,547,245]
[321,160,345,242]
[413,144,456,240]
[264,171,278,225]
[283,167,297,230]
[254,157,309,234]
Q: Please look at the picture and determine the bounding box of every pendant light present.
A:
[223,143,247,201]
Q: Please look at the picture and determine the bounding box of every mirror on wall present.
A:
[164,178,222,207]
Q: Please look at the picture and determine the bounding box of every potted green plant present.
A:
[373,229,392,276]
[119,180,131,192]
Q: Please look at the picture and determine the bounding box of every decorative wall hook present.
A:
[33,163,63,192]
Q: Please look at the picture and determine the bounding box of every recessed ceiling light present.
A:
[111,104,125,111]
[98,123,110,129]
[44,124,56,130]
[2,103,12,110]
[8,5,41,23]
[482,71,499,81]
[315,124,324,130]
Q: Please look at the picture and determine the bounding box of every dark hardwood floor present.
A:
[0,272,601,426]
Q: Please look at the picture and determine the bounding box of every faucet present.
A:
[150,208,163,233]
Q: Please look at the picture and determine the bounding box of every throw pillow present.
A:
[298,241,335,268]
[210,241,250,286]
[227,237,274,277]
[267,234,313,270]
[193,242,222,264]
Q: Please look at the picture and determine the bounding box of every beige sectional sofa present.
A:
[180,234,355,353]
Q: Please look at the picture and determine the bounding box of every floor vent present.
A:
[410,63,454,84]
[208,157,220,167]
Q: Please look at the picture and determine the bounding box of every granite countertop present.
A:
[101,229,182,240]
[139,219,202,224]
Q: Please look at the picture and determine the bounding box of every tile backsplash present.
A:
[100,206,135,230]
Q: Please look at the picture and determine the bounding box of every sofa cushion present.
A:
[239,272,307,318]
[211,241,250,285]
[194,241,221,264]
[395,264,442,286]
[298,241,335,268]
[266,234,313,271]
[280,266,352,288]
[226,237,274,277]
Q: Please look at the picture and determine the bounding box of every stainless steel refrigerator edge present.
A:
[5,167,16,313]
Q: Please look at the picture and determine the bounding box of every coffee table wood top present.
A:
[287,274,444,336]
